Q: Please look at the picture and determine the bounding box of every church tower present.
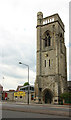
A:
[35,12,68,104]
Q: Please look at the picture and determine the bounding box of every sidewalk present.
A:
[2,101,70,108]
[2,101,70,117]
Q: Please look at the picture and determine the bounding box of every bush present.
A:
[60,92,71,103]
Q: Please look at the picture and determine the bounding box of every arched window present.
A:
[49,59,50,67]
[48,36,51,46]
[44,32,51,47]
[45,37,47,47]
[45,60,46,67]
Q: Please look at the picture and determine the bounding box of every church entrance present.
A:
[42,89,53,104]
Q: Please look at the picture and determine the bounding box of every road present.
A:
[2,110,70,118]
[1,102,71,118]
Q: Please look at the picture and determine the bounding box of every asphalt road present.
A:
[2,102,70,111]
[1,102,71,118]
[2,110,70,118]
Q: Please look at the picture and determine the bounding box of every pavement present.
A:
[1,101,71,118]
[2,110,70,118]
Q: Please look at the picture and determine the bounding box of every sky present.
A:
[0,0,70,91]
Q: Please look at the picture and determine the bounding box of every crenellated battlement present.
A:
[43,14,64,30]
[37,12,64,31]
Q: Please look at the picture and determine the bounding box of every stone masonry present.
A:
[34,12,68,104]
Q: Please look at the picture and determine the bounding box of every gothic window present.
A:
[44,33,51,47]
[49,59,50,67]
[48,36,51,46]
[45,37,47,47]
[45,60,46,67]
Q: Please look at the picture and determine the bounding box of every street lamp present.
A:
[19,62,29,105]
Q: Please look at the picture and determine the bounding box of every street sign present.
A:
[14,91,25,96]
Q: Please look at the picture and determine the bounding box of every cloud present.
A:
[0,0,70,90]
[1,63,36,90]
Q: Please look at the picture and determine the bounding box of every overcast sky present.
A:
[0,0,70,91]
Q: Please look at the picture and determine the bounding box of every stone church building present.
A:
[34,12,68,104]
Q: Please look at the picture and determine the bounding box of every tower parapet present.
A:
[43,14,64,31]
[37,13,64,32]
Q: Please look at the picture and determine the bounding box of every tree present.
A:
[60,92,71,104]
[23,82,29,86]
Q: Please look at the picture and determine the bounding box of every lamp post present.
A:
[19,62,29,105]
